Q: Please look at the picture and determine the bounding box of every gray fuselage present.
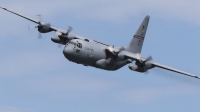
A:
[63,39,129,70]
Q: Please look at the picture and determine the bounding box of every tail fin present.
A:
[126,15,150,53]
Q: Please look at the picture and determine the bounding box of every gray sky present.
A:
[0,0,200,112]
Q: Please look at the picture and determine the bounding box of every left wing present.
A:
[0,7,86,40]
[121,51,200,79]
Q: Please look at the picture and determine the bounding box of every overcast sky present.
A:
[0,0,200,112]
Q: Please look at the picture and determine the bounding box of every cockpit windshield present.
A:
[77,43,82,48]
[68,41,82,48]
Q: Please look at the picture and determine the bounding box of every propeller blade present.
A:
[135,53,141,61]
[143,56,153,74]
[145,71,149,75]
[107,46,114,52]
[66,26,72,35]
[38,33,42,39]
[37,15,42,22]
[106,58,112,64]
[56,31,62,36]
[57,44,62,48]
[145,56,153,62]
[28,25,37,30]
[118,46,125,52]
[114,46,125,53]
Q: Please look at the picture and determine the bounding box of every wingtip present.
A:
[193,76,200,79]
[0,7,7,10]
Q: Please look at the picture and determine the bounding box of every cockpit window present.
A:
[68,41,82,48]
[77,43,82,48]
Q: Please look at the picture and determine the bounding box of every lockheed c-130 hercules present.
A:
[1,7,199,79]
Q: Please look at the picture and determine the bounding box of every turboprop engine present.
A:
[128,64,152,72]
[96,59,107,68]
[105,46,125,61]
[51,26,76,44]
[28,15,53,39]
[128,56,154,73]
[51,36,61,43]
[37,23,51,33]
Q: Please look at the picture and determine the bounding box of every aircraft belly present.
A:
[85,49,103,66]
[64,40,129,70]
[105,60,130,70]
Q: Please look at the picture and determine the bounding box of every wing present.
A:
[1,7,60,31]
[1,7,40,24]
[0,7,86,40]
[151,61,200,79]
[121,51,200,79]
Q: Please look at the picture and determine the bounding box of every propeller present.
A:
[106,46,124,57]
[28,25,37,30]
[144,56,153,63]
[65,26,72,36]
[28,15,41,30]
[28,25,43,39]
[36,15,43,39]
[57,44,63,48]
[55,26,73,48]
[28,15,51,39]
[105,46,125,64]
[142,56,153,74]
[129,54,154,74]
[56,26,72,38]
[38,32,42,39]
[37,15,42,22]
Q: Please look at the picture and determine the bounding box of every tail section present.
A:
[126,15,150,53]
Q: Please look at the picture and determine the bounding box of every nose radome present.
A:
[63,47,73,56]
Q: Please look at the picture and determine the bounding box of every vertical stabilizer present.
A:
[126,15,150,53]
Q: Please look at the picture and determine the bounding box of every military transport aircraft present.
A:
[1,7,199,79]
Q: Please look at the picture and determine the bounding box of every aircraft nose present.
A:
[63,46,73,56]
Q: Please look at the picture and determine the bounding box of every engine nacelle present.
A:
[51,36,61,43]
[129,63,154,73]
[145,62,153,69]
[117,52,125,61]
[96,59,107,68]
[129,64,139,71]
[38,23,52,33]
[129,64,146,72]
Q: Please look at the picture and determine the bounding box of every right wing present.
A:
[0,7,61,32]
[150,61,200,79]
